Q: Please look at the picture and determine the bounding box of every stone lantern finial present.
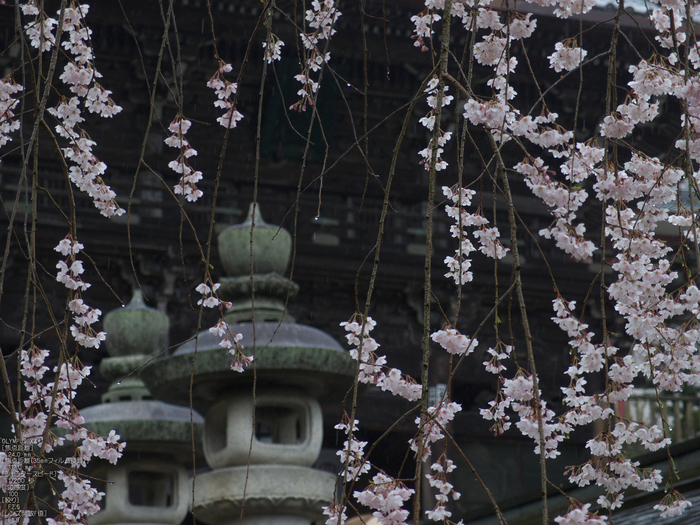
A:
[217,203,299,323]
[103,288,169,357]
[218,203,292,277]
[100,289,169,403]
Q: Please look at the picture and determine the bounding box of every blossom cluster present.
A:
[548,41,588,73]
[353,473,414,525]
[479,343,514,434]
[16,345,124,525]
[22,2,125,218]
[442,185,508,285]
[429,0,605,263]
[341,316,421,401]
[290,0,341,111]
[649,6,688,49]
[400,321,480,521]
[425,457,462,522]
[417,77,454,171]
[196,282,252,373]
[402,0,700,518]
[263,34,285,64]
[329,417,414,525]
[10,6,129,517]
[517,147,595,257]
[410,400,462,461]
[55,237,106,349]
[0,76,23,148]
[653,490,693,518]
[21,1,56,51]
[500,372,564,458]
[315,0,700,518]
[334,418,371,482]
[207,62,243,129]
[553,503,607,525]
[332,316,470,524]
[164,115,203,202]
[476,296,674,508]
[431,327,478,356]
[322,501,348,525]
[411,10,441,51]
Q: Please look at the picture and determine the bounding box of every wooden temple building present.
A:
[0,0,693,522]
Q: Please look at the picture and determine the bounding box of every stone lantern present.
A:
[140,204,355,525]
[81,290,203,525]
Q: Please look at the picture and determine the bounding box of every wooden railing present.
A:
[615,388,700,442]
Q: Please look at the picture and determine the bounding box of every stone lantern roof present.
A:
[140,203,355,410]
[82,289,204,461]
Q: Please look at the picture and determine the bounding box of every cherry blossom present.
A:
[341,316,422,401]
[548,41,588,73]
[508,13,537,39]
[474,34,508,67]
[263,36,285,63]
[322,502,348,525]
[410,399,462,460]
[165,115,204,202]
[207,62,243,128]
[554,503,607,525]
[54,236,107,350]
[425,456,461,521]
[336,426,371,482]
[195,281,251,372]
[354,473,414,525]
[0,76,23,148]
[412,11,441,50]
[324,0,700,516]
[16,345,124,525]
[290,0,340,111]
[22,5,57,52]
[431,327,478,356]
[27,2,126,219]
[654,491,693,518]
[441,185,510,283]
[418,78,454,170]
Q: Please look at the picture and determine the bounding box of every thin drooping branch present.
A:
[413,0,453,522]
